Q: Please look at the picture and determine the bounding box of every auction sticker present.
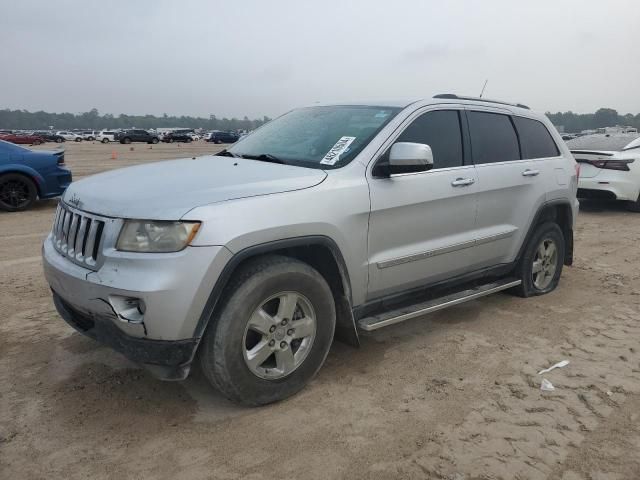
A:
[320,136,356,165]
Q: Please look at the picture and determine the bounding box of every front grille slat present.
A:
[51,203,107,270]
[84,221,99,264]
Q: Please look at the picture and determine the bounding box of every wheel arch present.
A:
[517,199,574,267]
[193,236,359,355]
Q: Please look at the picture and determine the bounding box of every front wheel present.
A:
[122,137,132,144]
[56,137,63,143]
[75,137,82,142]
[0,173,37,211]
[33,139,42,145]
[151,138,159,144]
[626,194,640,212]
[199,255,336,406]
[101,138,109,143]
[511,222,565,297]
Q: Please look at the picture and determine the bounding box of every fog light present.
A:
[109,296,145,324]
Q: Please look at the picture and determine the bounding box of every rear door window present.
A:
[513,116,559,159]
[468,111,520,164]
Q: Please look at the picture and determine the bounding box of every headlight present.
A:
[116,220,201,253]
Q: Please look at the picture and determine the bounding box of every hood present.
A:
[63,155,327,219]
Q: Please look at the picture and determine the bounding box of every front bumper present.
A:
[43,233,232,377]
[52,291,196,379]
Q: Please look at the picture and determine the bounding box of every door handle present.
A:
[522,169,540,177]
[451,178,475,187]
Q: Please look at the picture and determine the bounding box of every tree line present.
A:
[1,106,639,134]
[545,108,640,133]
[0,108,271,131]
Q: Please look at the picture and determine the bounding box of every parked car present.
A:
[162,132,193,143]
[0,140,72,211]
[96,130,118,143]
[568,134,640,211]
[33,131,65,143]
[207,130,240,144]
[42,94,578,406]
[56,131,83,142]
[115,129,159,144]
[81,131,97,141]
[0,132,46,145]
[188,133,201,141]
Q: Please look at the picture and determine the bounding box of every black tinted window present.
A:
[468,111,520,164]
[513,116,559,159]
[395,110,463,169]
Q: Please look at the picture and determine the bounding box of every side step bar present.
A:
[358,278,521,332]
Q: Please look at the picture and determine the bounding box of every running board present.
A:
[358,278,521,332]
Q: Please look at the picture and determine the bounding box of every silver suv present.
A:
[43,94,579,405]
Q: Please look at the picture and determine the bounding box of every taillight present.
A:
[574,162,580,178]
[578,159,634,171]
[57,154,65,165]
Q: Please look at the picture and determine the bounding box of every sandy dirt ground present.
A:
[1,141,639,480]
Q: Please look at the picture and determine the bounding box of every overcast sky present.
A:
[1,0,638,119]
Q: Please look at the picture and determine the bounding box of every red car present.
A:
[0,133,46,145]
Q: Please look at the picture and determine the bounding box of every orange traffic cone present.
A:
[111,150,117,160]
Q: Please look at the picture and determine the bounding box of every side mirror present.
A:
[388,142,434,175]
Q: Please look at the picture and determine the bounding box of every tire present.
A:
[199,255,336,406]
[101,138,109,144]
[151,138,159,144]
[56,137,63,143]
[511,222,565,297]
[0,173,37,211]
[186,138,192,143]
[168,138,174,143]
[33,139,42,145]
[75,137,82,142]
[122,137,132,144]
[626,194,640,212]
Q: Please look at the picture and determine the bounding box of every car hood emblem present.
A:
[68,193,82,208]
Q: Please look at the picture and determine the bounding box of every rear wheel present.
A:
[199,255,336,406]
[0,173,37,211]
[101,138,109,143]
[33,139,42,145]
[122,137,132,144]
[151,138,159,144]
[75,137,82,142]
[511,222,565,297]
[186,138,192,143]
[56,137,63,143]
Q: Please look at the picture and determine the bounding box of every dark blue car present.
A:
[0,140,72,211]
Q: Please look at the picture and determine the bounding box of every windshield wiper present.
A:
[238,153,287,164]
[217,149,239,158]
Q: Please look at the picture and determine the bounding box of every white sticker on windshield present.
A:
[320,136,356,165]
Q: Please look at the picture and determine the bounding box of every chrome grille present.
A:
[52,203,106,269]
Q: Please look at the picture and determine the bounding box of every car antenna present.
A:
[479,79,488,98]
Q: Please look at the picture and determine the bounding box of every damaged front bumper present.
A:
[42,233,232,379]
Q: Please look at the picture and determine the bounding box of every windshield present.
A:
[228,105,401,168]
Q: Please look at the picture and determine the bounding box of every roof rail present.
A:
[433,93,530,110]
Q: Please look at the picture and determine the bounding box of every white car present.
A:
[56,131,83,142]
[96,130,117,143]
[569,134,640,211]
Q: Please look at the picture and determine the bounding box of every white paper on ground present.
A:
[540,378,555,392]
[537,360,570,375]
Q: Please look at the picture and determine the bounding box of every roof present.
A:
[566,133,640,152]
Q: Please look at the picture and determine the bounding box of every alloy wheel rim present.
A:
[0,180,29,208]
[242,291,317,380]
[532,238,558,290]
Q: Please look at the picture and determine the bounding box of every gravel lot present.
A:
[2,142,639,479]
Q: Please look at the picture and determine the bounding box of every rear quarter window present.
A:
[467,111,520,164]
[513,116,559,159]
